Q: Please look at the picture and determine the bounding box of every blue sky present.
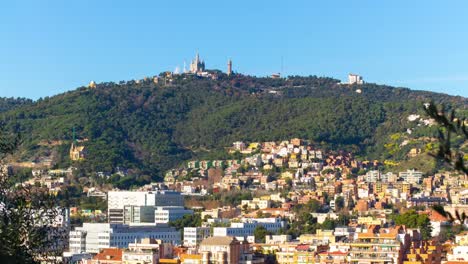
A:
[1,0,467,99]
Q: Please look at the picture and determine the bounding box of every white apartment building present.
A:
[68,223,180,254]
[213,218,285,238]
[365,170,380,182]
[108,190,184,223]
[122,238,172,264]
[381,172,397,183]
[399,169,423,184]
[241,198,271,210]
[154,206,193,224]
[183,227,211,247]
[447,245,468,261]
[265,235,292,244]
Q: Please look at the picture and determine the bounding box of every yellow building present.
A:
[357,216,383,226]
[456,231,468,246]
[299,230,336,244]
[404,241,442,264]
[248,142,260,150]
[181,254,202,264]
[276,250,316,264]
[281,171,294,179]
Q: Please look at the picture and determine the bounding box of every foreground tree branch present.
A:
[424,102,467,175]
[0,127,67,263]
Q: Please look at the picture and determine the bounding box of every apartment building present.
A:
[346,226,409,264]
[184,227,211,247]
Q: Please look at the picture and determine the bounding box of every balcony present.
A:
[349,255,394,262]
[350,248,398,253]
[349,241,400,246]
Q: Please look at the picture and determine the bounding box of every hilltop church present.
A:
[189,53,205,73]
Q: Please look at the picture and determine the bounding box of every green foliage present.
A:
[306,199,322,213]
[424,102,467,174]
[79,196,107,211]
[169,213,202,230]
[0,97,32,113]
[335,196,345,211]
[391,153,438,175]
[321,218,337,230]
[392,210,432,239]
[7,167,32,185]
[0,128,65,263]
[212,190,253,206]
[254,225,271,243]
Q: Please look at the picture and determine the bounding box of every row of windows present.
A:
[112,234,178,240]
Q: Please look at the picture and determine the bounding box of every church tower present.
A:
[69,127,86,161]
[190,52,205,73]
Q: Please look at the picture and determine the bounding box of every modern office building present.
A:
[68,223,180,254]
[123,205,155,224]
[122,205,192,225]
[108,190,184,223]
[154,206,193,224]
[213,218,285,238]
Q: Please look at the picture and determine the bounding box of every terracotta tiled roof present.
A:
[296,244,311,251]
[93,248,123,262]
[201,236,238,246]
[429,209,449,222]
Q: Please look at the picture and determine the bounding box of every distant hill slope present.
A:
[0,74,466,185]
[0,97,33,113]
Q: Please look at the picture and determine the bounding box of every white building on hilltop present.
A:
[348,73,364,85]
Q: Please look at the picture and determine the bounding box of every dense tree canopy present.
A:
[392,210,432,240]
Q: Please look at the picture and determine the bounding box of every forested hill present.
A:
[0,97,33,113]
[0,74,466,184]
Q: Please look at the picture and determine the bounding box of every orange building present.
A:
[355,199,369,213]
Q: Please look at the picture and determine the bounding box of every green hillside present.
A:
[0,74,466,185]
[0,97,32,113]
